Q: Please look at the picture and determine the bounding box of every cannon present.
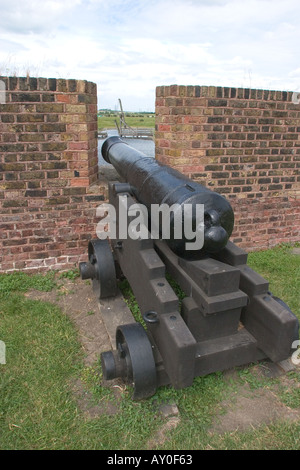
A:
[101,136,234,257]
[80,136,299,399]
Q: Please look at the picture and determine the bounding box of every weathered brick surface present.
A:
[0,76,103,272]
[155,85,300,250]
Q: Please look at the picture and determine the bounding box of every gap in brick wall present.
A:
[0,80,299,272]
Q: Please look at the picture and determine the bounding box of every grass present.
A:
[0,293,81,449]
[0,286,163,450]
[0,244,299,450]
[0,271,56,298]
[118,277,146,327]
[247,243,300,317]
[98,113,155,130]
[58,268,80,281]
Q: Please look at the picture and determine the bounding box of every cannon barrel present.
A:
[102,136,234,257]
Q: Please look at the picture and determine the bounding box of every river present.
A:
[98,128,155,165]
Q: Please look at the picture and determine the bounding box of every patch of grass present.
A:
[278,385,300,409]
[58,268,80,281]
[237,363,278,390]
[0,293,82,449]
[80,364,113,401]
[98,113,155,130]
[0,290,164,450]
[0,272,165,450]
[0,271,56,298]
[247,243,300,319]
[118,278,146,327]
[165,273,186,302]
[276,371,300,409]
[208,421,300,450]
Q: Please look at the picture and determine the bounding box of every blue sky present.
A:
[0,0,300,111]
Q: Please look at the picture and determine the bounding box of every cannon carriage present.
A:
[80,136,299,400]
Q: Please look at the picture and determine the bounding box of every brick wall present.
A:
[1,80,299,273]
[0,76,105,272]
[155,85,300,250]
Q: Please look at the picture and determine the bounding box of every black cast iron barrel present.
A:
[102,136,234,257]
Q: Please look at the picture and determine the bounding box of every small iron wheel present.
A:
[88,239,117,299]
[116,323,157,400]
[269,292,299,341]
[101,323,157,400]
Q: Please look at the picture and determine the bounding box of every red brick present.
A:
[56,94,72,103]
[68,141,89,150]
[155,84,300,252]
[0,75,99,273]
[70,177,90,187]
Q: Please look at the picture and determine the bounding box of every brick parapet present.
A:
[0,76,103,272]
[155,85,300,250]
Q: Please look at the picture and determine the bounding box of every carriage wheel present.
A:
[101,323,157,400]
[79,239,117,299]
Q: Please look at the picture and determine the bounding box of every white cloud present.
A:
[0,0,82,33]
[1,0,300,110]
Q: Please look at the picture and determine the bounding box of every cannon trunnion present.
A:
[80,137,299,400]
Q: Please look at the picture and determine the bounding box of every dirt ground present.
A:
[211,369,300,433]
[26,277,300,436]
[27,277,112,365]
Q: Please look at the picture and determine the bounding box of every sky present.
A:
[0,0,300,111]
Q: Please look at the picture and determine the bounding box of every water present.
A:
[98,128,155,165]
